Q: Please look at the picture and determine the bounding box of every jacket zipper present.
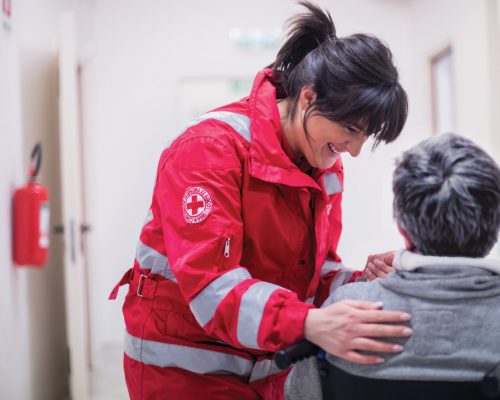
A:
[224,237,231,258]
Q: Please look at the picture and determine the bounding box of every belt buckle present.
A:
[137,274,147,298]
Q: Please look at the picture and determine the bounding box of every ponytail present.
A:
[270,1,336,95]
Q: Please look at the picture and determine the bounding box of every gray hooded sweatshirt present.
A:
[285,250,500,400]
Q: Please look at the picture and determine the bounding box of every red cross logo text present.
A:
[182,186,213,224]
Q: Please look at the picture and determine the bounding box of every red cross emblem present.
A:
[186,195,205,216]
[182,186,213,224]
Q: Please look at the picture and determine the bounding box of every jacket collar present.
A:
[247,69,340,192]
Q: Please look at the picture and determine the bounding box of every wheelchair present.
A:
[275,340,500,400]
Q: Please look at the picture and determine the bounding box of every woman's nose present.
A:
[346,136,368,157]
[347,143,361,157]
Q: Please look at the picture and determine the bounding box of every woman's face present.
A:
[299,113,369,169]
[282,86,369,169]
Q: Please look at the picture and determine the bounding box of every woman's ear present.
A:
[299,86,317,110]
[397,222,415,251]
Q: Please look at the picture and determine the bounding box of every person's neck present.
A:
[277,99,300,156]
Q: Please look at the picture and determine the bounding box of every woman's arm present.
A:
[304,299,411,364]
[157,128,313,353]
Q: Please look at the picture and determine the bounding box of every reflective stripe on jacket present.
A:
[112,68,360,399]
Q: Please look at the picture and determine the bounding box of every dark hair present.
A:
[393,133,500,257]
[269,1,408,147]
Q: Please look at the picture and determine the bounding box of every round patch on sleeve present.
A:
[182,186,213,224]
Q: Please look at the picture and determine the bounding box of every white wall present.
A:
[2,0,498,398]
[340,0,500,267]
[0,1,73,399]
[406,0,500,258]
[0,25,33,400]
[77,0,500,361]
[77,0,419,356]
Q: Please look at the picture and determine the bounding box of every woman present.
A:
[110,2,411,399]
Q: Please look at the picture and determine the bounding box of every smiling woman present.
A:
[278,95,370,169]
[110,1,409,399]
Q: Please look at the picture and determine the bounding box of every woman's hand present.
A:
[304,299,411,364]
[363,251,395,281]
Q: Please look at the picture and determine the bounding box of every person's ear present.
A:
[397,222,415,251]
[299,86,317,111]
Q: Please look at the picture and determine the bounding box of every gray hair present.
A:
[393,133,500,257]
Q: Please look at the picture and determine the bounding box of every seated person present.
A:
[285,133,500,400]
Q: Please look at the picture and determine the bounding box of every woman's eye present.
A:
[345,125,360,134]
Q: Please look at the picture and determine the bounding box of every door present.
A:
[58,11,91,400]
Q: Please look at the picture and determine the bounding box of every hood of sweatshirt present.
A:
[379,250,500,300]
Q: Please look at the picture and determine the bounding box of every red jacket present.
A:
[111,69,360,400]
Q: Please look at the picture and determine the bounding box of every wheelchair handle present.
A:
[274,339,320,370]
[481,362,500,398]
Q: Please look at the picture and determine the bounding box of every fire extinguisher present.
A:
[13,143,50,267]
